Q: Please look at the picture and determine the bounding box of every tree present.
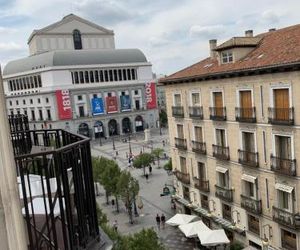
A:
[163,158,172,175]
[133,153,153,176]
[127,228,165,250]
[152,148,164,168]
[159,109,168,128]
[117,170,139,224]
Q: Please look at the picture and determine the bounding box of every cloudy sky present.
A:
[1,0,300,75]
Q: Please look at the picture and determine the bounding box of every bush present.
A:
[230,241,244,250]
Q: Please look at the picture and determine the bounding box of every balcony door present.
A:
[216,129,226,147]
[214,92,223,116]
[198,162,206,180]
[180,156,187,173]
[242,132,255,153]
[191,92,200,106]
[274,89,289,120]
[177,124,184,139]
[174,94,182,106]
[275,135,291,160]
[194,126,203,142]
[240,90,252,118]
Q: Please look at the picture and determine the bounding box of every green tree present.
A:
[127,228,165,250]
[133,153,153,176]
[117,170,139,224]
[152,148,164,168]
[159,109,168,127]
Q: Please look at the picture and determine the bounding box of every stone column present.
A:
[0,68,27,249]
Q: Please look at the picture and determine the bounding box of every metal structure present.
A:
[9,114,100,250]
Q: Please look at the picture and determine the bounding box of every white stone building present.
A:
[3,14,158,137]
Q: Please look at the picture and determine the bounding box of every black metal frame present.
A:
[235,107,256,123]
[215,184,233,202]
[212,144,230,160]
[174,137,187,150]
[172,106,184,118]
[268,107,294,125]
[9,115,100,250]
[238,150,259,168]
[189,106,203,119]
[209,107,226,121]
[191,141,206,154]
[240,195,262,214]
[270,154,296,176]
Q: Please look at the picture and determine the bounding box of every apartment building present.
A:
[160,25,300,249]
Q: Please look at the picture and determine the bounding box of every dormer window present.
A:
[73,29,82,50]
[221,51,233,63]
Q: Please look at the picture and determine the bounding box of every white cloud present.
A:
[261,10,281,24]
[189,24,225,38]
[0,42,23,51]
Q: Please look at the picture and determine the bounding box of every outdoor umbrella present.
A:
[166,213,198,226]
[197,229,230,246]
[179,220,211,237]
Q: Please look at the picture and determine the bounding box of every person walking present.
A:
[161,214,166,229]
[145,173,149,182]
[156,214,161,230]
[113,220,118,232]
[149,165,152,175]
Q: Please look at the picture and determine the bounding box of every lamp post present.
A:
[109,126,116,150]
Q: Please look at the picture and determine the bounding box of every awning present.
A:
[198,229,230,246]
[216,166,228,173]
[241,174,257,183]
[166,213,198,226]
[179,220,211,238]
[275,183,294,193]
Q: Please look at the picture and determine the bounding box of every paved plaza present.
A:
[91,128,195,250]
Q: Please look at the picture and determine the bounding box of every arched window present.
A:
[73,29,82,50]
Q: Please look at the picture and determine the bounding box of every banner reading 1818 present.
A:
[145,82,157,109]
[56,90,72,120]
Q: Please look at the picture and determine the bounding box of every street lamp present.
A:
[109,126,116,150]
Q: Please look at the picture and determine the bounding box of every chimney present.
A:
[209,39,217,58]
[245,30,253,37]
[269,28,276,32]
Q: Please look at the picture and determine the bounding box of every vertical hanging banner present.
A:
[56,89,72,120]
[91,97,104,115]
[120,95,131,111]
[145,82,157,109]
[106,96,118,113]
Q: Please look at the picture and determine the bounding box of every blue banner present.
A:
[91,98,104,115]
[120,95,131,111]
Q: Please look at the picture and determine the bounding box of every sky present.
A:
[1,0,300,75]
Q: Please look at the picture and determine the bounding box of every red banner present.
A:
[56,90,72,120]
[106,96,118,113]
[145,82,157,109]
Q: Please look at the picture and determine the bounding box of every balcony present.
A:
[209,107,226,121]
[235,107,256,123]
[273,206,300,229]
[238,150,259,168]
[194,177,209,192]
[191,141,206,154]
[268,107,294,125]
[9,115,100,249]
[172,106,184,118]
[215,185,233,202]
[270,155,296,176]
[189,106,203,119]
[175,137,187,150]
[248,218,260,235]
[174,170,190,185]
[241,195,262,214]
[212,144,230,160]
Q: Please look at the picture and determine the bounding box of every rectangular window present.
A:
[104,70,109,81]
[90,71,94,83]
[275,135,291,159]
[77,95,83,101]
[134,90,139,95]
[127,69,131,80]
[131,69,136,80]
[118,69,123,81]
[31,110,35,121]
[79,106,85,117]
[38,110,43,120]
[107,92,112,97]
[38,98,41,104]
[16,100,19,105]
[94,71,99,82]
[174,94,181,106]
[37,75,42,87]
[281,229,296,250]
[177,124,184,138]
[84,71,89,83]
[222,203,231,221]
[191,92,200,106]
[79,71,84,83]
[194,126,203,142]
[34,76,38,88]
[216,129,226,147]
[218,172,228,187]
[46,97,49,103]
[30,99,33,104]
[100,71,104,82]
[113,69,118,81]
[179,156,187,173]
[135,100,140,110]
[123,69,127,80]
[221,51,233,63]
[74,72,79,84]
[278,190,290,210]
[23,99,26,105]
[248,215,260,235]
[47,109,51,120]
[9,101,12,106]
[242,132,255,152]
[109,70,113,81]
[198,162,206,179]
[244,181,255,197]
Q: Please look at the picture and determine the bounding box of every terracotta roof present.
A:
[161,24,300,83]
[214,37,262,51]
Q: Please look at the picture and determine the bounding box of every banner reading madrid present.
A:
[56,90,72,120]
[145,82,157,109]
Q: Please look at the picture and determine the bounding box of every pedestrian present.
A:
[113,220,118,232]
[111,199,115,207]
[126,152,128,159]
[156,214,161,230]
[145,173,149,182]
[116,150,118,156]
[149,165,152,174]
[162,140,165,147]
[161,214,166,229]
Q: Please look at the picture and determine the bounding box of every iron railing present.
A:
[209,107,226,121]
[241,195,262,214]
[215,185,233,202]
[235,107,256,123]
[268,107,294,125]
[189,106,203,119]
[8,114,29,133]
[270,155,296,176]
[172,106,184,118]
[174,170,190,185]
[212,144,230,160]
[193,177,209,192]
[11,125,100,249]
[191,141,206,154]
[174,137,187,150]
[238,150,259,168]
[273,206,300,229]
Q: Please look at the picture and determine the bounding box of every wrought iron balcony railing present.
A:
[175,137,187,150]
[10,124,100,249]
[174,170,190,185]
[241,195,262,214]
[193,177,209,192]
[209,107,226,121]
[189,106,203,119]
[270,155,296,176]
[191,141,206,154]
[273,206,300,229]
[235,107,256,123]
[212,144,230,160]
[8,114,29,133]
[268,107,294,125]
[172,106,184,118]
[238,150,259,168]
[215,185,233,202]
